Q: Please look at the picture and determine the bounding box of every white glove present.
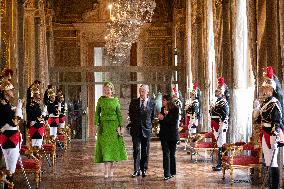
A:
[15,99,23,119]
[220,121,228,132]
[42,105,48,117]
[58,103,62,113]
[252,99,261,119]
[64,102,68,113]
[253,99,260,109]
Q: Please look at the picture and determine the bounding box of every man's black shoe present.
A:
[131,171,140,177]
[142,170,147,177]
[163,176,171,180]
[212,165,222,171]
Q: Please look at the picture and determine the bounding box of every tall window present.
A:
[94,47,103,108]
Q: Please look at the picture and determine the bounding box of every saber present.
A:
[41,146,52,167]
[261,136,279,189]
[56,137,64,150]
[18,155,32,189]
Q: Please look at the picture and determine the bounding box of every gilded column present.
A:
[231,0,254,142]
[191,0,197,80]
[256,0,266,83]
[185,0,192,91]
[247,0,258,95]
[266,0,280,76]
[79,31,88,141]
[38,0,49,88]
[24,0,36,89]
[46,7,54,80]
[204,0,216,131]
[280,0,284,80]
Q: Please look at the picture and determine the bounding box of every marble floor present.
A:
[14,135,260,189]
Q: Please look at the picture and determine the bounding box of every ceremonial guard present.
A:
[0,80,23,184]
[45,89,60,139]
[58,93,67,129]
[255,79,283,189]
[172,87,183,124]
[26,80,41,108]
[0,68,13,83]
[186,89,200,134]
[26,86,45,148]
[44,84,53,106]
[210,87,229,171]
[217,77,230,104]
[263,66,284,121]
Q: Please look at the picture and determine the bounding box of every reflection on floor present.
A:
[14,135,259,189]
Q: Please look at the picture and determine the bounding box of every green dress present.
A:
[94,96,128,163]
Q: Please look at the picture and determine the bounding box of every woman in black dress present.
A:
[158,95,179,180]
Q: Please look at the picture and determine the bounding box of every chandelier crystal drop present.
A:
[105,0,156,64]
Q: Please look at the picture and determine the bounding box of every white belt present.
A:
[1,124,18,132]
[49,114,59,118]
[263,123,271,127]
[211,116,220,119]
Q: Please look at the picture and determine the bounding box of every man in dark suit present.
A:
[128,84,155,177]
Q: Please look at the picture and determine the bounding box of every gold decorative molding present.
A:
[24,0,36,9]
[0,32,9,70]
[1,0,6,17]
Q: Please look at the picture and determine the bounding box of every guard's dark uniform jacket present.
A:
[210,97,229,132]
[186,99,200,132]
[47,100,59,127]
[255,96,283,149]
[0,99,21,149]
[27,101,45,139]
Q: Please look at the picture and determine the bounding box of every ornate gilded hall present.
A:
[0,0,284,188]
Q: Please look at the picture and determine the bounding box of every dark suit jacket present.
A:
[159,106,179,142]
[128,97,155,138]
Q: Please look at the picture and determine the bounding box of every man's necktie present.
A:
[140,99,145,110]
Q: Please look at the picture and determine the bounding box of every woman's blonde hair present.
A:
[104,81,114,90]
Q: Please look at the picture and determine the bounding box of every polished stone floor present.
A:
[14,135,260,189]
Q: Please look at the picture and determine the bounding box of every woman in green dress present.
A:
[94,81,128,178]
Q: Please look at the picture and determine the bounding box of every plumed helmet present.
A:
[30,85,40,97]
[190,89,197,97]
[2,68,13,77]
[193,82,198,90]
[0,80,14,91]
[264,66,274,79]
[215,86,225,95]
[218,77,225,86]
[47,88,56,97]
[262,79,276,90]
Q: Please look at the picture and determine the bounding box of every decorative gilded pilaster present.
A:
[221,0,233,86]
[247,0,258,95]
[280,0,284,81]
[24,0,36,88]
[191,0,197,80]
[185,0,192,91]
[204,0,216,131]
[266,0,280,75]
[38,0,49,88]
[256,0,266,84]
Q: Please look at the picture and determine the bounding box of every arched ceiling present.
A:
[51,0,174,24]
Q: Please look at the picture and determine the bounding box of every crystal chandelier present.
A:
[105,0,156,64]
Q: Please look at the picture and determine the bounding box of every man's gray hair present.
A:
[139,84,150,92]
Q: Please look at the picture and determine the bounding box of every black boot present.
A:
[263,166,270,187]
[270,167,279,189]
[212,147,222,171]
[4,174,13,189]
